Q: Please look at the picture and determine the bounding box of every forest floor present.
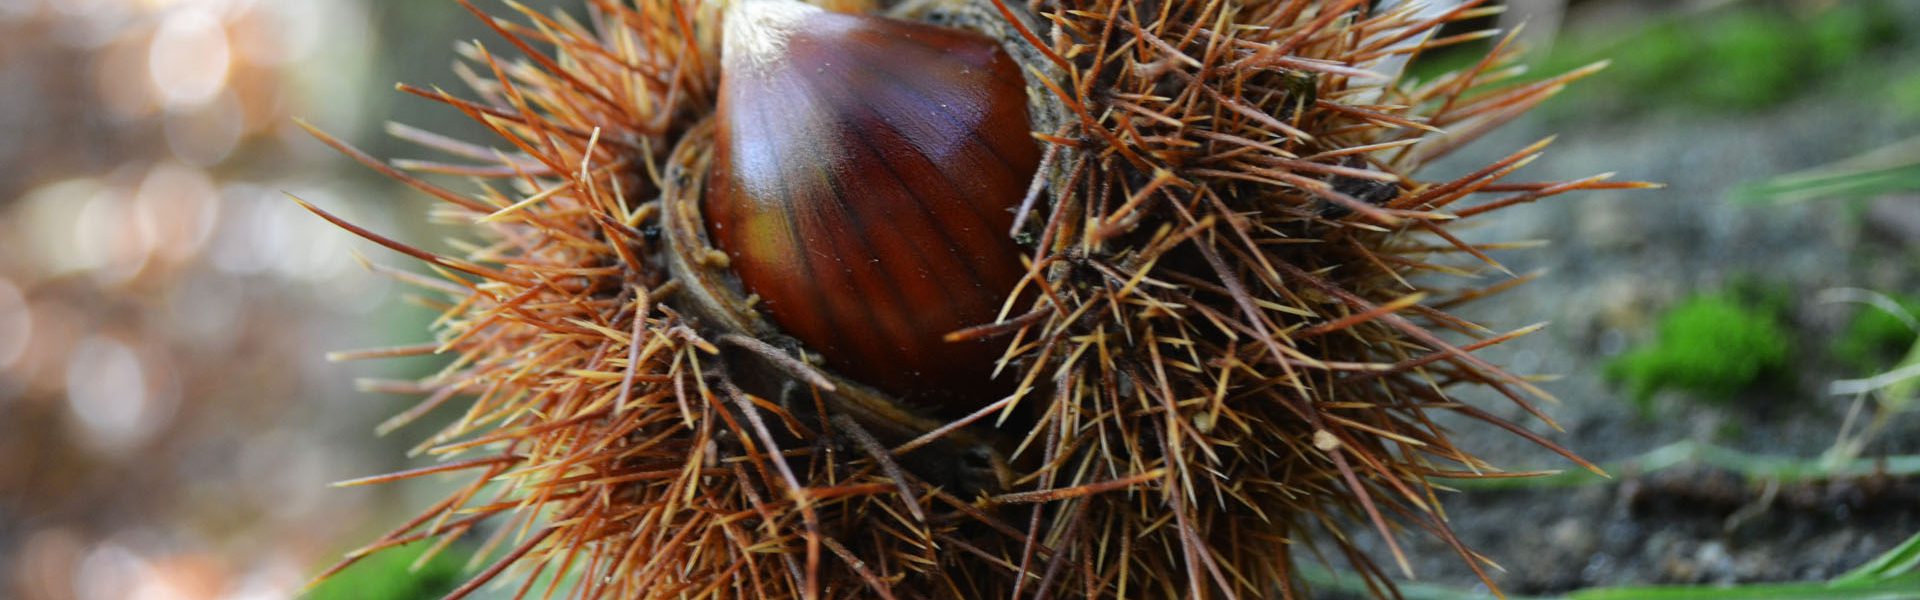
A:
[1329,10,1920,595]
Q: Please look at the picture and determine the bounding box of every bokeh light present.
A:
[63,335,178,454]
[0,278,28,370]
[148,7,230,109]
[0,0,407,598]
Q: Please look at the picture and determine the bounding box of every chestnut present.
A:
[696,0,1041,409]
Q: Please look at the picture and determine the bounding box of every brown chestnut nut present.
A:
[702,0,1041,408]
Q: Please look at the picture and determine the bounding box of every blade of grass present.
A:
[1434,441,1920,491]
[1570,577,1920,600]
[1735,136,1920,204]
[1833,531,1920,585]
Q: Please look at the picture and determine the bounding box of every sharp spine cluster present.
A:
[301,1,1652,598]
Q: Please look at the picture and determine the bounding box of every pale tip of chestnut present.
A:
[723,0,823,75]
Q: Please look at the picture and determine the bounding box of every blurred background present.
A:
[0,0,1915,598]
[0,1,569,598]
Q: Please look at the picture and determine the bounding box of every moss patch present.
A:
[1605,293,1794,412]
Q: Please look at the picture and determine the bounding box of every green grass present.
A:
[1733,134,1920,205]
[1434,440,1920,491]
[1604,293,1793,412]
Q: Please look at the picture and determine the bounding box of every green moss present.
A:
[1694,13,1802,110]
[1833,297,1920,374]
[1605,293,1793,412]
[1590,21,1691,102]
[308,543,469,600]
[1809,2,1894,69]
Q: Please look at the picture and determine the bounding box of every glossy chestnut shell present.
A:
[701,1,1041,407]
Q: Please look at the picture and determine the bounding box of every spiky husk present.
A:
[308,0,1647,598]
